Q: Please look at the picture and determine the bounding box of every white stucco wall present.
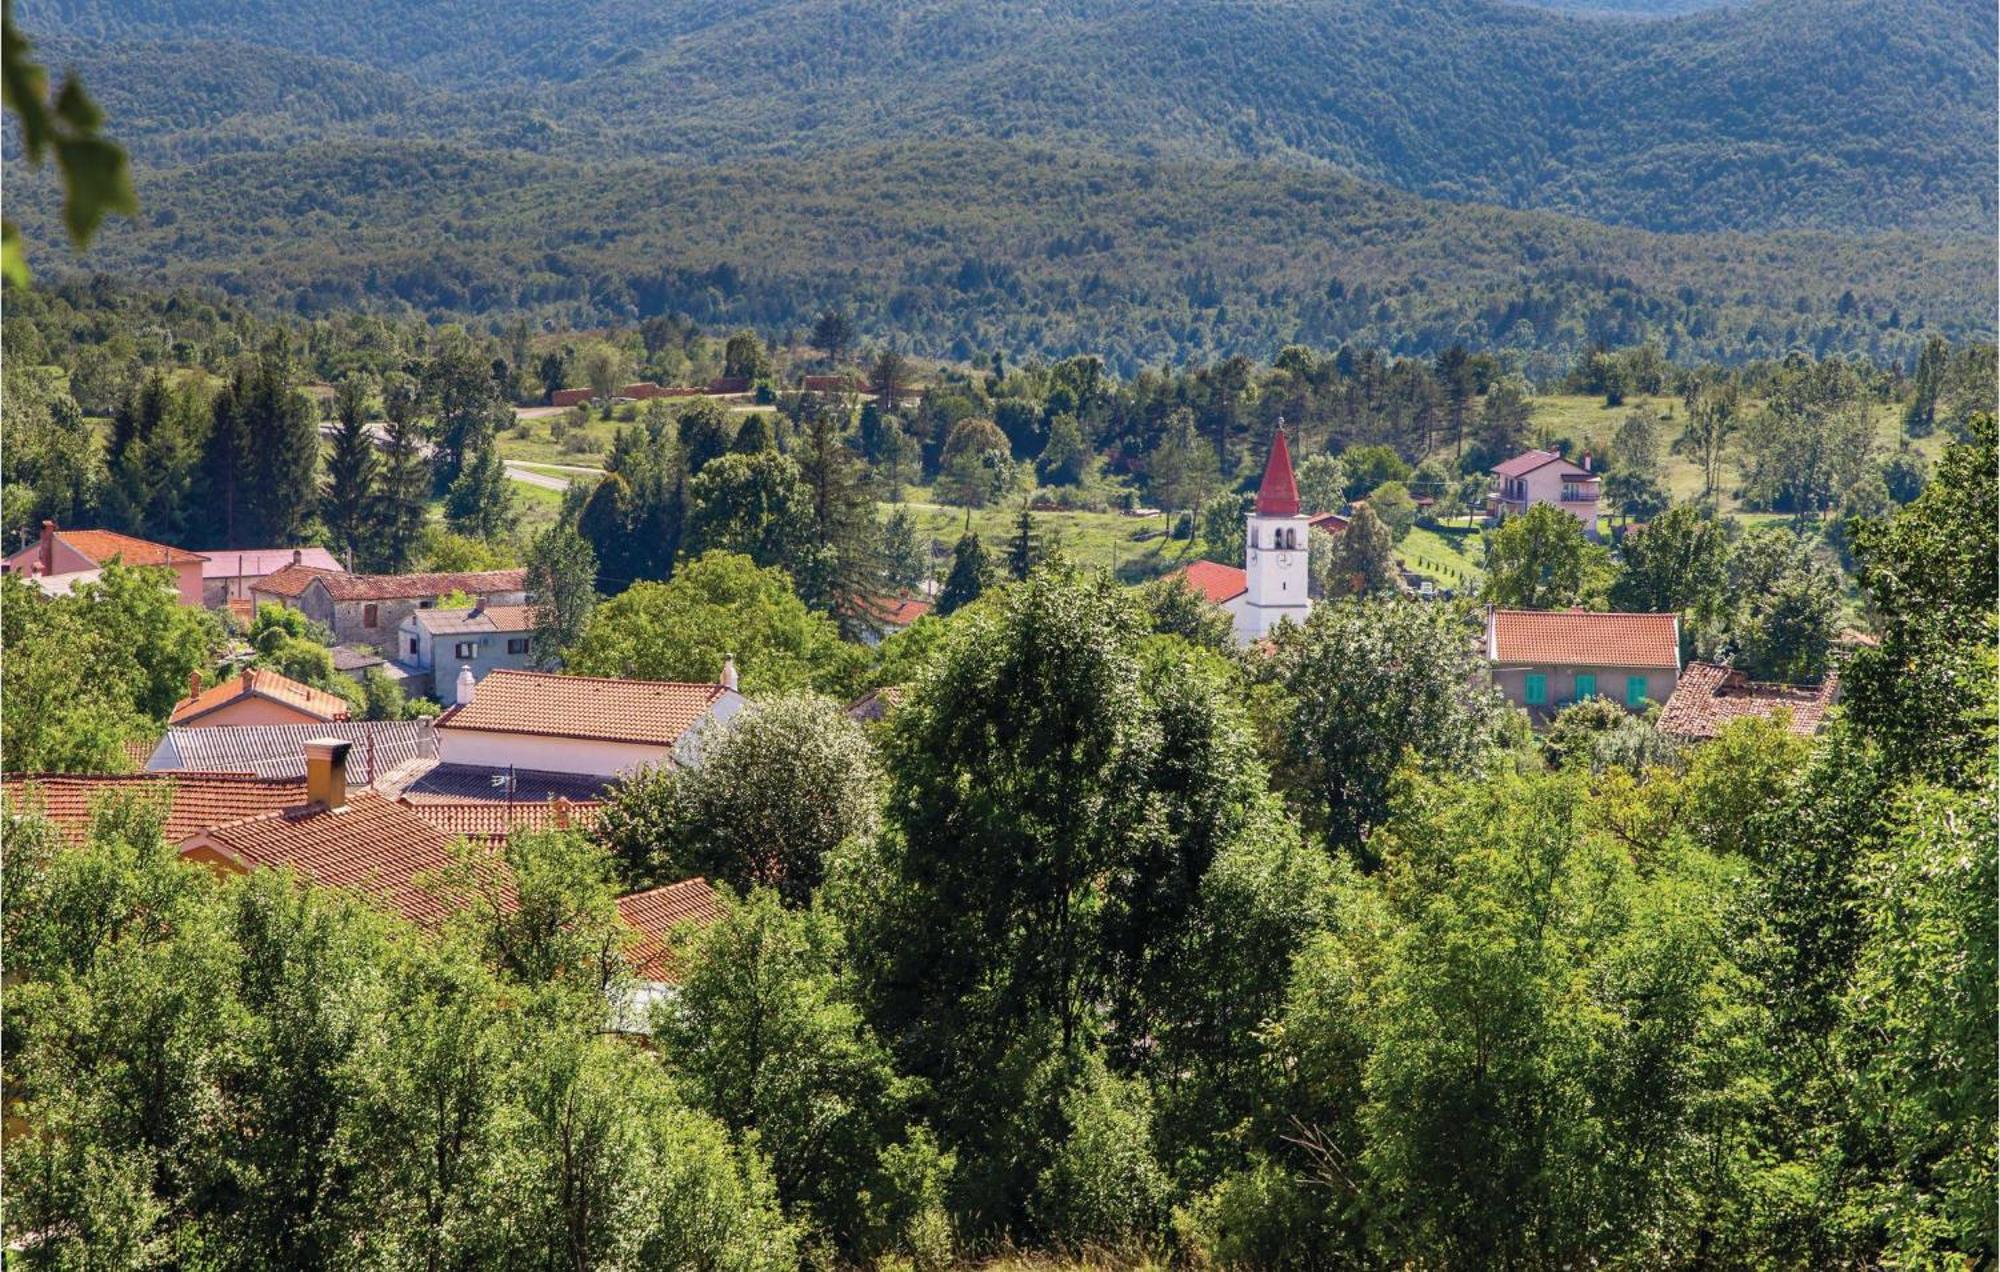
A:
[435,728,675,778]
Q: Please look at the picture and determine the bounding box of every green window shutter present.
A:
[1575,673,1597,701]
[1627,676,1648,707]
[1525,673,1547,706]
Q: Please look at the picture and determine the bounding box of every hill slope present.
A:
[11,140,1985,370]
[24,0,1995,233]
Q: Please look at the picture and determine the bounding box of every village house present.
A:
[434,666,748,779]
[1658,662,1840,742]
[1486,449,1602,536]
[198,545,343,608]
[3,521,208,605]
[250,565,528,654]
[3,771,310,844]
[396,602,538,703]
[1485,607,1681,717]
[849,595,933,647]
[169,668,351,727]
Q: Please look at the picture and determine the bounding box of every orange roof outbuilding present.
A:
[170,668,352,726]
[1658,663,1839,741]
[618,879,727,982]
[1486,608,1680,670]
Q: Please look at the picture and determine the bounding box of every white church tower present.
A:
[1237,424,1311,643]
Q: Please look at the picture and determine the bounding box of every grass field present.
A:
[1397,525,1486,591]
[884,490,1191,584]
[1523,393,1944,513]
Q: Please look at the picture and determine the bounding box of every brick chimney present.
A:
[188,670,203,702]
[304,738,351,811]
[40,520,56,575]
[1580,452,1593,472]
[720,655,739,692]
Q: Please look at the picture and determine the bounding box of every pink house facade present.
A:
[1486,450,1601,536]
[3,522,207,605]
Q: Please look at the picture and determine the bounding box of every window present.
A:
[1524,673,1548,706]
[408,637,420,656]
[362,603,379,628]
[1575,673,1597,701]
[454,641,477,660]
[1627,676,1649,708]
[506,638,529,656]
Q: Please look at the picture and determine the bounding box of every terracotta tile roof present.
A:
[4,772,308,845]
[1173,560,1248,605]
[1309,512,1350,534]
[400,797,603,844]
[55,529,208,567]
[197,547,341,581]
[437,669,730,747]
[181,791,499,929]
[252,566,526,603]
[149,721,438,786]
[1486,608,1680,670]
[617,879,726,982]
[1255,427,1301,517]
[1659,662,1838,741]
[1492,449,1593,480]
[171,668,352,725]
[396,764,613,804]
[408,604,535,635]
[225,597,255,628]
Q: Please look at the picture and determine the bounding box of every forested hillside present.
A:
[24,0,1996,234]
[8,140,1987,371]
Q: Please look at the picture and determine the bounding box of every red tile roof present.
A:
[1308,512,1350,534]
[171,668,351,725]
[180,791,499,929]
[54,529,208,568]
[437,669,730,747]
[399,797,604,844]
[253,566,525,603]
[1491,449,1592,480]
[1173,560,1248,605]
[1486,608,1680,670]
[3,772,308,844]
[1255,427,1301,517]
[852,595,932,627]
[617,879,726,982]
[1658,663,1838,741]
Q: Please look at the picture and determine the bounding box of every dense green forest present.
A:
[23,0,1994,233]
[8,140,1989,371]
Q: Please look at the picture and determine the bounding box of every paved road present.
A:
[504,464,576,492]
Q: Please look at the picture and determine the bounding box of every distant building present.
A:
[147,720,440,788]
[397,602,538,703]
[1161,430,1313,648]
[550,387,593,408]
[1487,449,1602,536]
[1658,663,1840,742]
[251,566,527,654]
[434,667,747,779]
[170,668,351,728]
[3,521,207,605]
[846,685,906,722]
[198,545,343,608]
[1485,607,1680,718]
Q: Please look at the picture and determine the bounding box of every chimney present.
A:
[292,548,302,566]
[1580,452,1592,472]
[470,595,486,618]
[188,670,203,701]
[304,738,351,810]
[720,655,739,692]
[456,665,477,705]
[40,519,55,575]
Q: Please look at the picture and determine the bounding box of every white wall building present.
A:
[434,665,747,780]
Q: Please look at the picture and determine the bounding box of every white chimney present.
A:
[304,738,351,810]
[720,655,739,692]
[456,665,477,705]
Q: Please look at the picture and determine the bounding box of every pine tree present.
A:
[100,372,170,535]
[881,506,929,593]
[371,374,431,573]
[523,524,598,669]
[794,412,881,635]
[936,531,993,616]
[322,376,378,561]
[445,435,514,542]
[1008,502,1040,580]
[237,345,319,545]
[196,368,251,548]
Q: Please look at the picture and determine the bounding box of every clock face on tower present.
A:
[1276,552,1291,566]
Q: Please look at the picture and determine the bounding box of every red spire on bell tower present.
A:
[1254,423,1301,517]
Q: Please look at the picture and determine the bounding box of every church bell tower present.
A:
[1240,424,1311,642]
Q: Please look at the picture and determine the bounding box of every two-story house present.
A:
[397,602,537,704]
[251,565,527,654]
[4,521,207,605]
[1485,607,1681,719]
[198,546,343,608]
[1486,449,1602,537]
